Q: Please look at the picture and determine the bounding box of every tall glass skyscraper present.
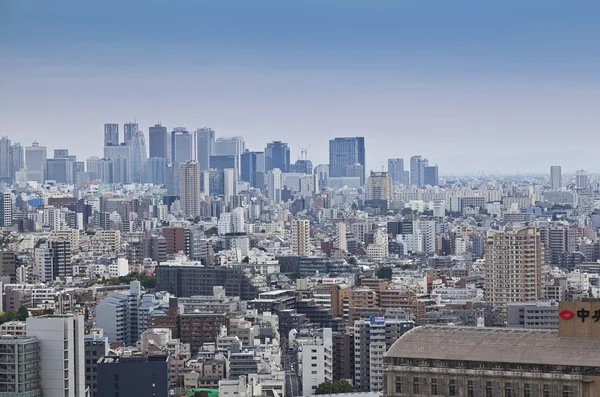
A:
[130,130,148,184]
[194,127,215,171]
[265,141,290,173]
[104,123,119,146]
[148,124,168,159]
[328,137,365,184]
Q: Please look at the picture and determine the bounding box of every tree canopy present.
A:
[315,380,354,395]
[375,266,393,280]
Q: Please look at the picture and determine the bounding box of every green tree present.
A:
[375,266,393,280]
[315,380,354,395]
[242,256,250,263]
[401,208,413,216]
[347,257,358,265]
[17,306,29,321]
[204,227,218,237]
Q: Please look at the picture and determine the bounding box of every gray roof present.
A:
[385,326,600,367]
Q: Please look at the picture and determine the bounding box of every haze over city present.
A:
[2,0,600,173]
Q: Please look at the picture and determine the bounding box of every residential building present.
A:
[0,336,41,397]
[507,302,558,329]
[179,160,202,216]
[366,171,393,201]
[484,226,544,315]
[0,191,11,227]
[354,315,414,392]
[291,219,311,255]
[302,328,333,395]
[26,314,85,397]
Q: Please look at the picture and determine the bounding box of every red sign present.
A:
[559,310,574,320]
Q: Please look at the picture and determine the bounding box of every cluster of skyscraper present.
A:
[387,156,439,187]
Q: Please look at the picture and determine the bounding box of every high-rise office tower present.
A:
[0,191,11,227]
[148,124,168,159]
[53,149,69,158]
[103,123,119,146]
[366,171,393,201]
[146,157,168,186]
[210,155,237,171]
[171,128,193,164]
[103,145,130,184]
[25,141,47,183]
[291,159,313,174]
[550,165,562,189]
[484,226,543,315]
[265,141,290,173]
[194,127,215,171]
[214,136,245,175]
[240,151,265,187]
[409,155,428,187]
[97,355,169,397]
[26,314,86,397]
[129,130,147,183]
[576,169,588,190]
[291,219,311,255]
[387,158,404,185]
[329,137,366,184]
[46,158,75,184]
[267,168,282,203]
[179,160,202,216]
[10,142,24,182]
[424,165,439,187]
[123,121,138,145]
[0,137,11,183]
[314,164,329,191]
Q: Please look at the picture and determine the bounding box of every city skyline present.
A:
[2,1,600,173]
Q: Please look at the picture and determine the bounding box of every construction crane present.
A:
[297,144,311,161]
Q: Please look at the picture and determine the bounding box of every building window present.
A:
[468,380,474,397]
[413,377,420,394]
[523,384,531,397]
[449,379,456,396]
[563,385,575,397]
[395,376,403,393]
[486,381,493,397]
[505,382,514,397]
[431,378,438,395]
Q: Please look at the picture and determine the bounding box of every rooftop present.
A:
[385,326,600,367]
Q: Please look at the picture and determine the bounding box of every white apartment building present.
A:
[301,328,333,395]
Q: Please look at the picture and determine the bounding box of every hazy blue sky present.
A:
[1,1,599,174]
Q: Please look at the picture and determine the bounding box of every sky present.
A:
[1,0,600,174]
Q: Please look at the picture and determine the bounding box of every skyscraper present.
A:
[576,170,588,190]
[409,155,428,187]
[9,142,24,183]
[291,219,311,255]
[25,141,47,183]
[241,151,265,187]
[424,165,439,187]
[123,121,138,145]
[329,137,365,184]
[484,226,543,315]
[223,168,237,202]
[387,158,404,185]
[148,124,168,159]
[103,145,130,184]
[0,137,10,183]
[170,128,193,164]
[26,314,86,397]
[214,136,245,175]
[46,158,74,184]
[146,157,168,186]
[366,171,393,201]
[103,123,119,146]
[210,155,237,171]
[194,127,215,171]
[267,168,282,203]
[265,141,290,173]
[179,160,202,216]
[129,130,147,183]
[550,165,562,189]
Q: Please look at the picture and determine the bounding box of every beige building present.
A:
[290,219,311,255]
[366,171,393,201]
[384,299,600,397]
[484,226,543,315]
[179,160,202,217]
